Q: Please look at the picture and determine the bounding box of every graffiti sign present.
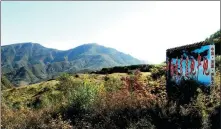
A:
[166,42,215,86]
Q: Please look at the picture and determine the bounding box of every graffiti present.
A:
[180,55,183,75]
[203,57,210,75]
[185,56,189,77]
[190,58,196,75]
[175,58,179,76]
[170,60,174,76]
[166,43,215,86]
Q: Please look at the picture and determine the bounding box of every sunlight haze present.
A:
[2,1,220,64]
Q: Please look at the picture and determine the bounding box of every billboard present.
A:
[166,42,215,86]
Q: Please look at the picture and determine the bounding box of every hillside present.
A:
[2,69,220,129]
[1,75,14,90]
[1,43,143,86]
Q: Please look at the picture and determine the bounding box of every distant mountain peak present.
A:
[1,42,144,86]
[2,42,42,47]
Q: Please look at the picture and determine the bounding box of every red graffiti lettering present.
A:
[190,58,196,75]
[185,56,189,77]
[180,56,183,75]
[175,58,179,76]
[170,60,174,76]
[203,57,210,75]
[166,59,169,71]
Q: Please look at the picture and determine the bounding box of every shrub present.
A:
[150,65,166,80]
[56,73,76,92]
[75,74,80,78]
[215,56,221,71]
[166,79,202,105]
[2,103,54,129]
[104,75,110,81]
[104,76,122,92]
[2,67,219,128]
[60,80,101,124]
[209,105,220,129]
[149,76,167,102]
[97,70,157,111]
[1,75,14,90]
[57,73,71,82]
[47,114,72,129]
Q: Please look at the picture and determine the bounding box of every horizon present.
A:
[1,42,147,63]
[2,1,220,64]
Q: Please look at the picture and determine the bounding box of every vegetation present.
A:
[205,29,220,42]
[215,55,221,71]
[1,43,143,86]
[205,29,221,55]
[1,75,14,90]
[2,65,220,128]
[1,31,220,129]
[90,64,163,74]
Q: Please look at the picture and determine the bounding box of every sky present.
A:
[2,1,220,64]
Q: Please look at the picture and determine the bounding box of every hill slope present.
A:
[1,42,143,86]
[1,75,14,90]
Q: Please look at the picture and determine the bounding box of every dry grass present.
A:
[1,69,220,129]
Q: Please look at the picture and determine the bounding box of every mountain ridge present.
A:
[1,42,144,86]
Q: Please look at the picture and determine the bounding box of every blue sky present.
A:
[2,1,220,64]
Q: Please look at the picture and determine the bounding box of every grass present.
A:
[1,69,220,129]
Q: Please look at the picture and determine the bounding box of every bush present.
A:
[150,66,166,80]
[75,74,80,78]
[215,56,221,72]
[1,75,14,90]
[166,79,203,105]
[1,103,72,129]
[104,75,109,81]
[60,80,101,124]
[149,76,167,102]
[2,68,220,128]
[104,76,122,92]
[209,105,220,129]
[56,73,76,91]
[83,102,203,129]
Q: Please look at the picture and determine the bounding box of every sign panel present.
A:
[166,42,215,86]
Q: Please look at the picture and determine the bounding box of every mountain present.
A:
[1,42,143,86]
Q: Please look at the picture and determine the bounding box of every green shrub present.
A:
[104,75,109,81]
[56,73,76,91]
[60,80,101,123]
[150,65,166,80]
[215,55,221,71]
[72,81,100,110]
[1,75,14,90]
[104,76,122,92]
